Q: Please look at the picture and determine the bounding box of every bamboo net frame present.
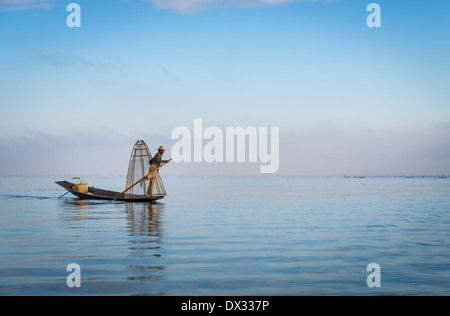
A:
[125,140,167,197]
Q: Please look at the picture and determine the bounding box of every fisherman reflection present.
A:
[125,203,165,283]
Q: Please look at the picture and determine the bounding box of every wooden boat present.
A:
[55,181,165,202]
[56,140,169,203]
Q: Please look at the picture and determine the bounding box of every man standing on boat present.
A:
[141,146,170,196]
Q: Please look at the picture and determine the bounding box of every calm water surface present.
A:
[0,176,449,295]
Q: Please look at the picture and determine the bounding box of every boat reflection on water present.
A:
[56,198,168,295]
[74,199,89,209]
[124,202,166,289]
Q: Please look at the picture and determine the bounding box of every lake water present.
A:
[0,176,449,296]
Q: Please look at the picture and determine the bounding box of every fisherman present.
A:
[140,146,170,196]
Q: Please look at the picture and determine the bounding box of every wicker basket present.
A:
[73,179,89,194]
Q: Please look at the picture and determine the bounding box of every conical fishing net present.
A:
[125,140,167,197]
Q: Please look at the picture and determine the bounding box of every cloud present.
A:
[0,131,164,177]
[277,124,450,177]
[140,0,321,14]
[0,0,57,11]
[2,123,449,177]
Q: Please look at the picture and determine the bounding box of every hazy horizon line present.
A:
[0,174,447,179]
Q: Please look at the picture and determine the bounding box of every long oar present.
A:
[58,191,70,199]
[113,158,172,201]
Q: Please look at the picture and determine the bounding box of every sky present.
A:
[0,0,449,177]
